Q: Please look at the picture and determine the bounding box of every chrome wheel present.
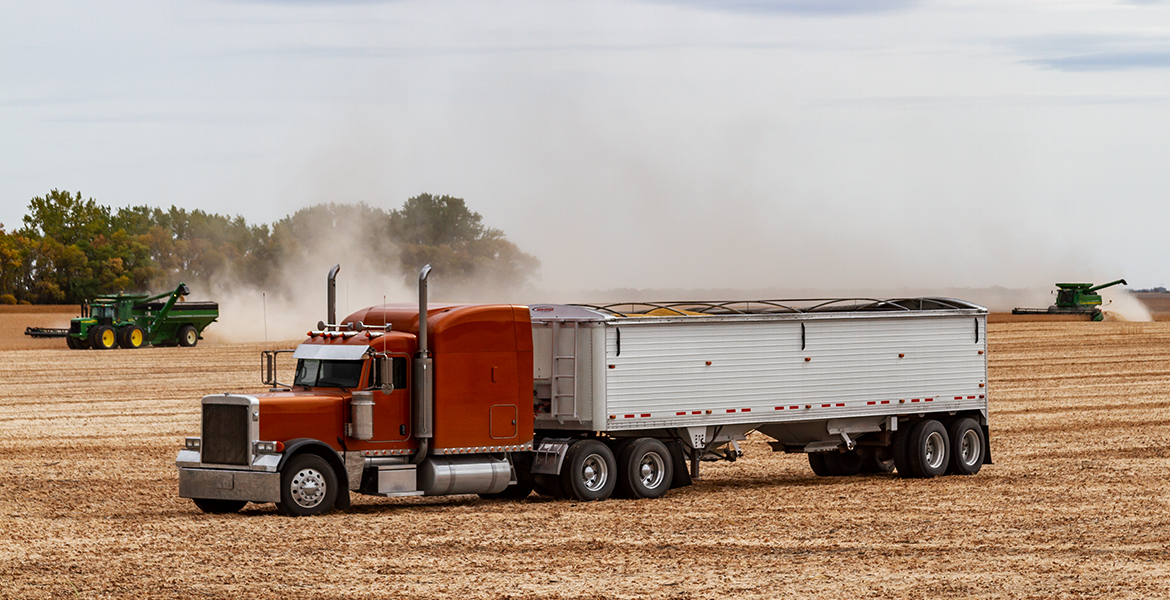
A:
[289,467,327,509]
[638,452,666,489]
[959,428,981,467]
[924,431,946,471]
[581,453,609,492]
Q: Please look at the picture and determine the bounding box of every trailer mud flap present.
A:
[668,439,692,489]
[531,438,572,475]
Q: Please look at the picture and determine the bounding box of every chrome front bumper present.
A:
[176,449,281,503]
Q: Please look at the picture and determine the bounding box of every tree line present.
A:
[0,190,539,305]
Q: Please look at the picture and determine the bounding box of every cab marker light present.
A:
[254,441,283,454]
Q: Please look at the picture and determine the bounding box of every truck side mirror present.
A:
[379,356,394,391]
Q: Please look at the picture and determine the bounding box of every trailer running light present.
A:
[185,437,201,450]
[254,441,283,454]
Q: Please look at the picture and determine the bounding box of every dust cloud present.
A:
[1100,288,1153,322]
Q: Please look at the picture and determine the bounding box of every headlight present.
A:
[253,440,284,454]
[185,437,201,450]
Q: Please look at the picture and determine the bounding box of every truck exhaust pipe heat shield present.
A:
[327,264,340,326]
[413,265,434,442]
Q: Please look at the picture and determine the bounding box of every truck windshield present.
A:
[294,359,364,389]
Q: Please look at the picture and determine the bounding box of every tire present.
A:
[90,325,117,350]
[177,325,199,347]
[276,454,338,517]
[859,446,896,474]
[533,474,566,499]
[616,438,673,499]
[65,336,80,349]
[558,439,616,501]
[823,450,863,476]
[119,325,146,349]
[906,419,950,478]
[192,498,246,514]
[946,418,985,475]
[808,452,832,476]
[480,453,535,500]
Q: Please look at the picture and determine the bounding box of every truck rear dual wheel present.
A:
[894,419,950,478]
[615,438,673,499]
[559,439,617,501]
[90,325,117,350]
[276,454,338,517]
[118,325,146,349]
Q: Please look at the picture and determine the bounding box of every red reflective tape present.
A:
[676,412,687,416]
[867,401,876,405]
[911,399,919,403]
[955,396,963,400]
[726,409,736,413]
[835,403,844,407]
[925,398,933,402]
[881,400,890,404]
[775,406,784,410]
[742,408,751,412]
[692,410,701,415]
[624,414,634,419]
[641,413,650,418]
[789,406,799,410]
[821,404,831,408]
[968,396,975,399]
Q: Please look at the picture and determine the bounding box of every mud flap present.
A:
[982,425,993,465]
[668,439,693,489]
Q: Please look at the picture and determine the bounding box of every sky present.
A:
[3,0,1170,295]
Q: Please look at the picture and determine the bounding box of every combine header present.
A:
[25,283,218,349]
[1012,279,1127,321]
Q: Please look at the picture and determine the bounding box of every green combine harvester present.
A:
[25,283,218,349]
[1012,279,1127,322]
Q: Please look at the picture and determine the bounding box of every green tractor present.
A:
[1012,279,1127,321]
[25,283,219,349]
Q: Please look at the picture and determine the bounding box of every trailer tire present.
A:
[892,422,915,478]
[946,418,985,476]
[808,452,832,476]
[559,439,616,501]
[616,438,673,499]
[906,419,950,478]
[177,325,199,347]
[824,450,863,476]
[859,446,896,474]
[119,325,145,349]
[192,498,246,514]
[90,325,117,350]
[276,453,337,517]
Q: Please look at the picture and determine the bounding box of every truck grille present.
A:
[201,403,250,465]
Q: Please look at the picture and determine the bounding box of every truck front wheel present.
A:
[193,498,246,514]
[616,438,673,499]
[276,454,337,517]
[559,439,616,501]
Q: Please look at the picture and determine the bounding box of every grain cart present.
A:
[25,283,218,349]
[1012,279,1127,321]
[177,265,990,516]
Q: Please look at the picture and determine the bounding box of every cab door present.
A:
[370,355,410,442]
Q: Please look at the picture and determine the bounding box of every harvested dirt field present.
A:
[3,315,1170,598]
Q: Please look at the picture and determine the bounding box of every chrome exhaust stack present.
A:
[412,265,434,464]
[327,264,340,327]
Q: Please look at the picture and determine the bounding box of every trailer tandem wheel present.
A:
[559,439,617,501]
[905,419,950,478]
[946,418,985,476]
[616,438,673,499]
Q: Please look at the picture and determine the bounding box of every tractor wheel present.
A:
[558,439,616,501]
[177,325,198,347]
[119,325,146,349]
[276,454,337,517]
[192,498,246,514]
[90,325,117,350]
[615,438,673,499]
[946,418,985,476]
[65,336,80,349]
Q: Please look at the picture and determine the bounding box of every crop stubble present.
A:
[2,319,1170,599]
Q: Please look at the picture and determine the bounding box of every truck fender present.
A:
[277,438,351,510]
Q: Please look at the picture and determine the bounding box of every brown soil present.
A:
[2,316,1170,598]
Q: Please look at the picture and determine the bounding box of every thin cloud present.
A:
[1028,51,1170,71]
[1017,32,1170,71]
[650,0,919,15]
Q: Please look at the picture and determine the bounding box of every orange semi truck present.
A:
[177,265,991,516]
